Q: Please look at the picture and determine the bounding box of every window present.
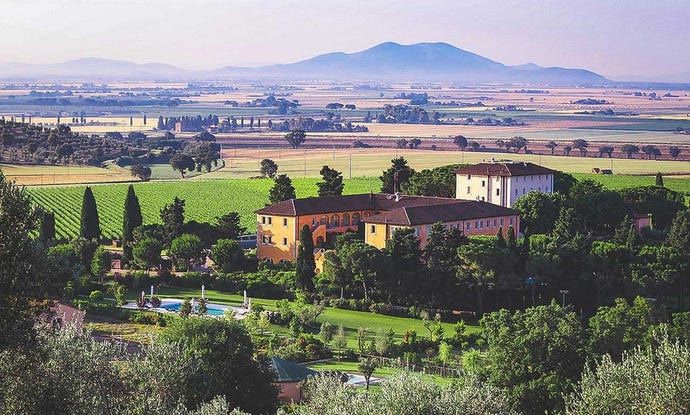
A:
[331,214,340,228]
[282,237,288,246]
[546,186,549,192]
[282,218,288,227]
[426,225,431,234]
[474,221,478,230]
[514,189,518,196]
[522,188,526,195]
[342,213,350,226]
[370,225,376,234]
[481,180,486,187]
[466,222,470,231]
[493,219,497,227]
[539,174,543,180]
[352,212,361,225]
[496,189,500,196]
[467,186,471,194]
[267,217,272,225]
[479,221,483,229]
[510,217,514,225]
[467,174,471,180]
[538,186,541,192]
[312,217,317,226]
[500,218,504,226]
[414,227,420,237]
[261,236,266,244]
[261,216,266,224]
[268,236,272,244]
[320,215,328,226]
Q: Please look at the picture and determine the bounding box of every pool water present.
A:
[159,302,227,316]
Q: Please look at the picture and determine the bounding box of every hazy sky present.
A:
[4,0,689,78]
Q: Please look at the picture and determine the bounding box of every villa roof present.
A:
[270,356,317,383]
[363,200,518,226]
[454,162,555,177]
[256,193,461,216]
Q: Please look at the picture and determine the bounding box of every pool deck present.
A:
[121,298,251,319]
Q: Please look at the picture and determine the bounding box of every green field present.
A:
[27,177,381,239]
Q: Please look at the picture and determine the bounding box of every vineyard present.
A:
[26,177,381,240]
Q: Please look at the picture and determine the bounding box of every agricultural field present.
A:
[0,163,132,185]
[26,177,381,240]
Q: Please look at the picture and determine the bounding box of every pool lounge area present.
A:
[122,298,250,318]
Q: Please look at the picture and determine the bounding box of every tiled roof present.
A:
[454,162,555,177]
[364,200,518,226]
[256,193,461,216]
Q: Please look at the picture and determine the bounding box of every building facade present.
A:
[256,193,520,265]
[454,161,555,207]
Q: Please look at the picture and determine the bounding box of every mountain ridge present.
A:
[0,41,610,84]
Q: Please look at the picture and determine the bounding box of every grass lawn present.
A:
[304,360,455,386]
[126,286,478,350]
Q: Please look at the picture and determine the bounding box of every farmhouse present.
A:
[454,161,555,207]
[255,193,520,265]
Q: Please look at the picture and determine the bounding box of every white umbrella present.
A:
[150,285,154,299]
[201,284,205,299]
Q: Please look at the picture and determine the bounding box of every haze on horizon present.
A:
[3,0,689,80]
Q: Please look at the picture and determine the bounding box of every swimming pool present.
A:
[158,301,229,316]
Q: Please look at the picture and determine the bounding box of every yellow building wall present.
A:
[365,223,389,249]
[256,214,298,264]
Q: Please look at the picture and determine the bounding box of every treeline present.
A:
[268,117,368,133]
[363,104,443,124]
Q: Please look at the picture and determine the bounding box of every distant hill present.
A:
[0,42,610,84]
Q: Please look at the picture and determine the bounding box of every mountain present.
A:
[0,42,609,84]
[0,57,192,80]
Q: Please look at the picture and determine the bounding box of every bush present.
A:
[129,311,166,326]
[89,290,104,302]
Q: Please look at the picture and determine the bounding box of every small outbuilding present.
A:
[270,356,317,404]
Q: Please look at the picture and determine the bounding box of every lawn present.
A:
[126,286,476,351]
[304,360,454,386]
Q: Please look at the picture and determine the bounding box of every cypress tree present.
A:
[39,210,56,242]
[655,172,664,187]
[80,186,100,241]
[295,224,316,292]
[122,185,143,265]
[506,225,517,252]
[495,226,506,248]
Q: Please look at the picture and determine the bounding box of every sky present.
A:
[3,0,689,79]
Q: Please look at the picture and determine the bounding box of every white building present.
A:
[454,162,555,207]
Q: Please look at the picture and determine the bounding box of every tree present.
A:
[668,209,690,252]
[129,164,152,181]
[194,130,216,142]
[385,228,422,303]
[160,197,185,246]
[406,164,463,198]
[563,145,572,156]
[598,146,614,158]
[495,139,506,152]
[269,174,296,204]
[566,332,690,415]
[210,239,245,273]
[0,172,54,350]
[339,241,386,301]
[545,140,558,155]
[91,245,111,283]
[587,297,656,360]
[588,242,631,307]
[39,210,56,242]
[161,318,278,413]
[453,135,468,150]
[512,191,562,234]
[572,139,589,156]
[457,236,517,315]
[259,158,278,178]
[553,170,577,194]
[170,153,195,178]
[379,156,415,194]
[80,186,100,241]
[285,129,306,148]
[669,145,681,160]
[297,371,513,415]
[316,165,344,197]
[122,184,142,265]
[169,234,205,271]
[424,222,466,305]
[619,185,685,230]
[322,249,353,299]
[132,238,162,270]
[621,144,639,159]
[655,172,664,186]
[214,212,246,240]
[357,358,378,391]
[641,145,661,160]
[509,136,528,153]
[482,302,586,414]
[295,225,316,292]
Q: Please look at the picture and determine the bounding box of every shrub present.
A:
[89,290,104,302]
